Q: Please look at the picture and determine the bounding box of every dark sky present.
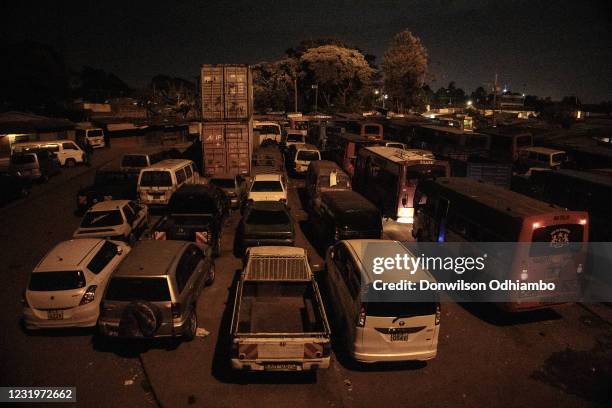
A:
[2,0,611,102]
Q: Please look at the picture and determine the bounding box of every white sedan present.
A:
[73,200,148,244]
[22,239,130,330]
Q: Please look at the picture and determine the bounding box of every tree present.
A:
[77,66,130,102]
[300,45,375,109]
[471,86,488,105]
[252,58,298,112]
[382,30,428,110]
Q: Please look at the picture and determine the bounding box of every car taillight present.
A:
[357,305,366,327]
[171,302,182,319]
[195,231,209,244]
[79,285,97,305]
[435,303,441,326]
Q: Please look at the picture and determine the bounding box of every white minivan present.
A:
[13,140,85,167]
[324,239,440,363]
[291,144,321,175]
[76,128,106,148]
[137,159,199,206]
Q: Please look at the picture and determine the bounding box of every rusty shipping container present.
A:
[202,120,252,176]
[200,64,253,121]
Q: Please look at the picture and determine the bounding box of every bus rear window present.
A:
[140,171,172,187]
[529,224,584,257]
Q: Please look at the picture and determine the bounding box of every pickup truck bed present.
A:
[237,281,323,333]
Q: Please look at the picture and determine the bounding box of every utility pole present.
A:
[312,84,319,114]
[294,77,298,113]
[492,73,498,127]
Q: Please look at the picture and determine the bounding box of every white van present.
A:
[324,239,440,363]
[253,121,282,145]
[291,144,321,175]
[518,147,566,170]
[76,128,106,148]
[13,140,85,167]
[137,159,199,206]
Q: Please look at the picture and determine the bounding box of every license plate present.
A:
[47,310,64,320]
[265,363,298,371]
[390,332,409,342]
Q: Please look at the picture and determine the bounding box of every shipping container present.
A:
[200,64,253,121]
[202,121,252,176]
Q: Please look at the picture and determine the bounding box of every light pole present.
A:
[383,94,388,109]
[311,84,319,114]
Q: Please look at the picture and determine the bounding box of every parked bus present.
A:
[479,127,533,162]
[337,121,384,139]
[353,146,449,223]
[412,177,589,312]
[413,124,490,159]
[327,133,383,177]
[518,169,612,241]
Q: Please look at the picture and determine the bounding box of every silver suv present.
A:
[98,240,214,341]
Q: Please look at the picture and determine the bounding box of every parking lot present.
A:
[0,145,610,407]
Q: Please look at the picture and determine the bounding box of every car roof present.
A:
[296,144,319,151]
[144,159,192,170]
[35,239,104,271]
[89,200,130,211]
[321,191,377,212]
[114,240,187,277]
[249,201,287,211]
[343,240,436,283]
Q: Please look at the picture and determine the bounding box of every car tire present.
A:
[205,262,215,286]
[65,159,76,168]
[183,309,197,341]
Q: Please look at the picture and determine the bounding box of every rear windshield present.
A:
[209,178,235,188]
[530,224,584,257]
[247,209,290,225]
[122,155,148,168]
[255,125,280,135]
[287,134,304,142]
[297,151,320,161]
[29,271,86,291]
[81,210,123,227]
[251,180,283,192]
[140,171,172,187]
[105,277,171,301]
[339,210,381,231]
[364,301,437,318]
[11,154,35,164]
[169,194,217,214]
[88,129,103,137]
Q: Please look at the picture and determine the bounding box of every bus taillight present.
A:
[579,219,587,225]
[532,222,541,229]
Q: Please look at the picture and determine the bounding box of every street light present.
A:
[383,94,388,109]
[466,100,473,107]
[374,89,380,95]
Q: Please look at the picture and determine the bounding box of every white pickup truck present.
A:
[230,246,331,371]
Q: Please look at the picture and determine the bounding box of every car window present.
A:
[123,205,136,225]
[250,180,283,192]
[185,165,193,179]
[175,168,187,185]
[140,171,172,187]
[62,142,78,150]
[175,246,200,293]
[29,271,86,291]
[81,210,123,227]
[87,241,119,274]
[105,277,170,301]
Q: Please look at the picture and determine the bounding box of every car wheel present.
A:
[183,309,197,341]
[65,159,76,168]
[205,262,215,286]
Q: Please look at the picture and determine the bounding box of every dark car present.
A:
[237,200,294,254]
[152,184,227,255]
[208,174,247,209]
[309,190,382,248]
[0,173,32,205]
[9,149,61,183]
[76,168,139,213]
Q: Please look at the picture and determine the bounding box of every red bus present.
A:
[328,132,383,177]
[413,177,589,312]
[353,146,449,223]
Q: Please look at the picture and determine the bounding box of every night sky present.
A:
[2,0,611,102]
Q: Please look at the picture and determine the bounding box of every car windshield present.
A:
[140,171,172,187]
[11,154,35,164]
[81,210,123,227]
[552,152,566,163]
[287,134,304,142]
[255,125,280,135]
[122,155,148,168]
[251,180,283,192]
[297,151,320,161]
[339,210,381,231]
[169,194,217,214]
[88,129,103,137]
[247,209,290,225]
[29,271,86,291]
[209,178,235,188]
[105,277,171,301]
